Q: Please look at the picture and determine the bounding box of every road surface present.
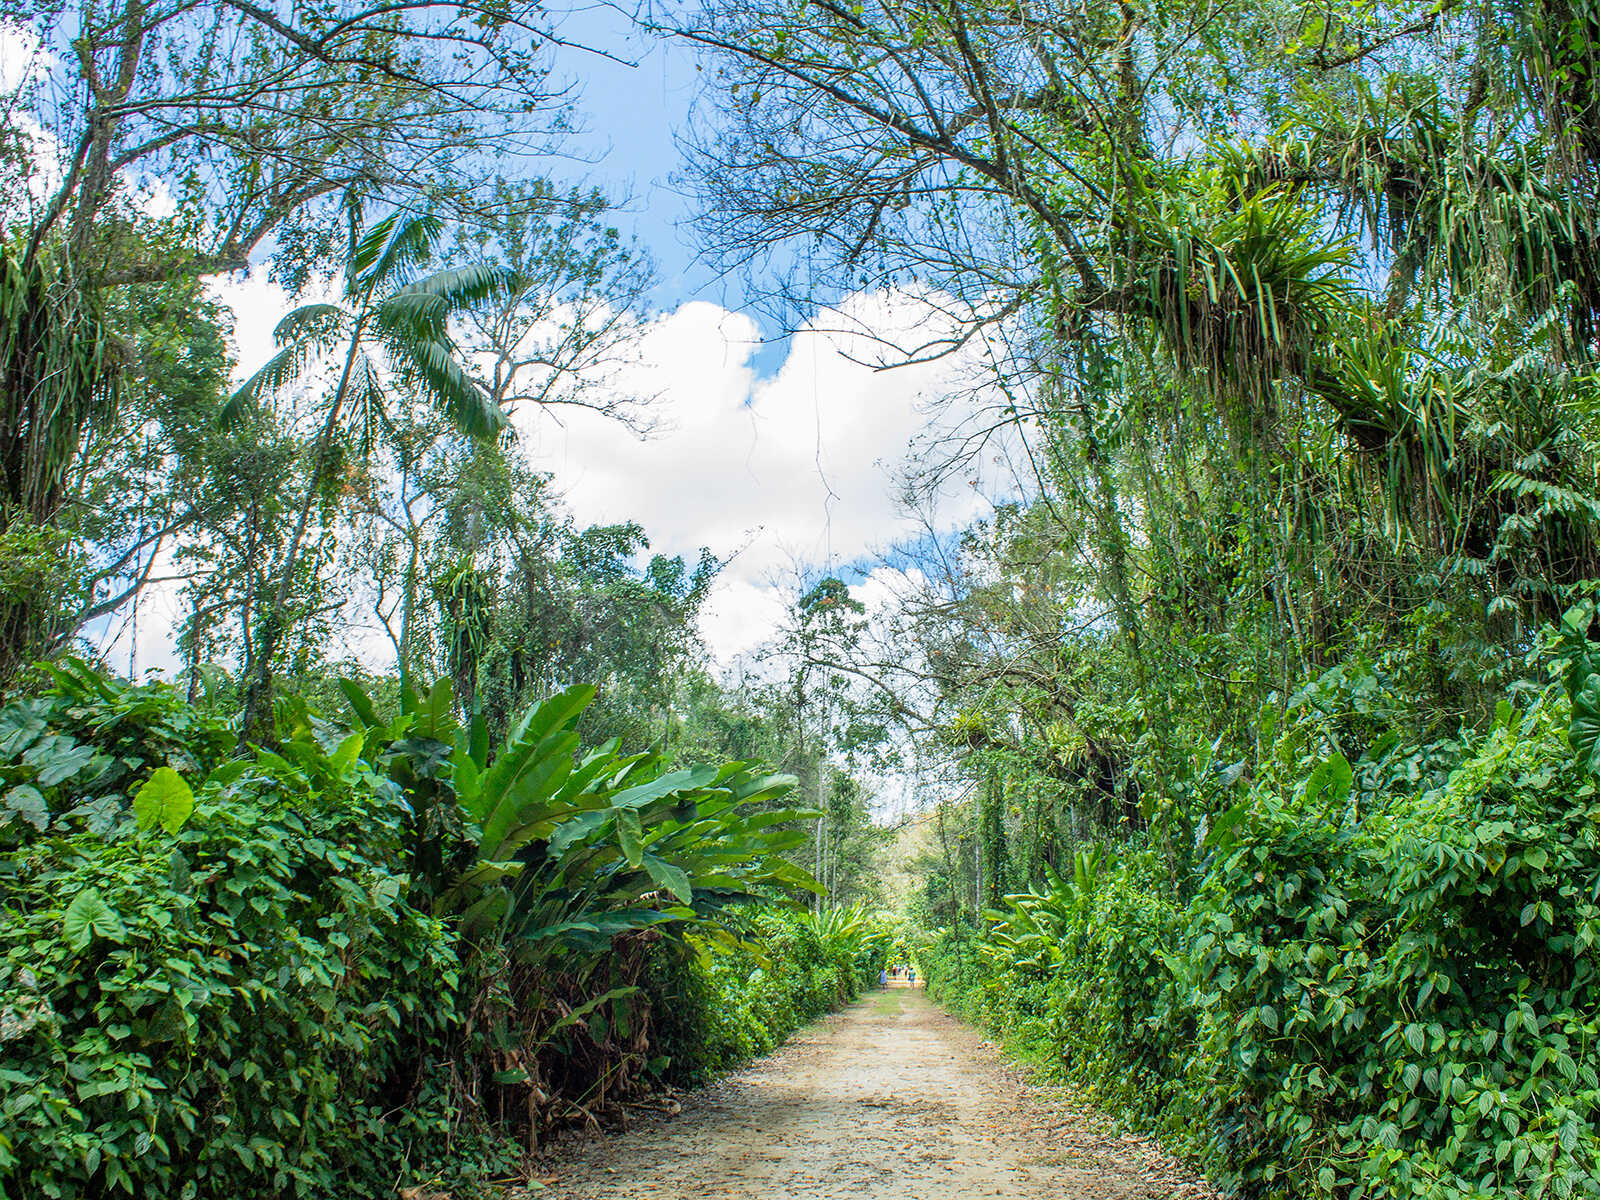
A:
[539,987,1213,1200]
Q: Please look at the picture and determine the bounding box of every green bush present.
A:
[0,720,460,1198]
[0,661,234,846]
[649,908,865,1082]
[1184,700,1600,1199]
[928,690,1600,1200]
[0,664,849,1197]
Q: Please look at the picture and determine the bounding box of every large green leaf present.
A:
[761,857,826,896]
[1303,753,1353,808]
[476,731,579,861]
[0,703,48,756]
[468,712,490,768]
[750,829,810,854]
[460,889,510,934]
[338,678,381,728]
[450,745,482,808]
[519,910,668,943]
[642,853,693,903]
[1573,673,1600,775]
[409,679,457,741]
[550,742,625,805]
[466,685,594,822]
[617,808,644,868]
[742,808,820,832]
[518,684,598,748]
[63,889,125,951]
[548,809,612,857]
[612,765,719,810]
[27,738,96,787]
[2,784,48,831]
[730,772,800,804]
[133,767,195,834]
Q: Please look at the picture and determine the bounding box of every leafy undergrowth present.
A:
[0,662,880,1198]
[926,664,1600,1200]
[650,904,888,1083]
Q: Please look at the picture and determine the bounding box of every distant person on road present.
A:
[879,967,887,987]
[908,967,916,987]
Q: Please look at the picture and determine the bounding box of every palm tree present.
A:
[230,204,509,740]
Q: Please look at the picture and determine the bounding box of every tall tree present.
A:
[0,1,608,680]
[228,204,506,736]
[0,244,119,680]
[454,182,658,431]
[673,0,1600,870]
[674,0,1600,591]
[5,0,567,285]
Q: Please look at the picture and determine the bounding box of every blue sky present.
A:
[546,5,792,371]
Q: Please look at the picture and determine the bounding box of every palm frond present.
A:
[387,333,507,439]
[345,354,388,456]
[349,211,402,281]
[357,211,445,293]
[224,339,326,422]
[376,289,451,343]
[395,262,516,310]
[378,264,516,347]
[272,303,347,347]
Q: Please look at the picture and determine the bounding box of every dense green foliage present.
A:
[676,1,1600,1194]
[0,31,894,1189]
[649,905,888,1080]
[927,668,1600,1199]
[0,666,462,1196]
[0,663,872,1197]
[15,0,1600,1194]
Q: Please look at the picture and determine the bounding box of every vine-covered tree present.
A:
[675,0,1600,854]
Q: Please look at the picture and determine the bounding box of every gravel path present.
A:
[536,986,1216,1200]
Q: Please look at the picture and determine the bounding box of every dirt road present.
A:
[540,987,1214,1200]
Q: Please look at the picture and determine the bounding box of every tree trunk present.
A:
[237,322,366,745]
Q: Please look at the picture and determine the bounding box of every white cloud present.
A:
[108,277,1014,681]
[854,564,928,619]
[516,291,1004,665]
[209,270,293,385]
[0,23,53,93]
[0,26,67,219]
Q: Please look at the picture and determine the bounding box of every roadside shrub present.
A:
[651,908,864,1082]
[1183,699,1600,1199]
[923,930,1002,1024]
[1050,849,1190,1125]
[0,663,860,1197]
[928,689,1600,1200]
[0,660,233,846]
[1,665,850,1197]
[0,732,461,1198]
